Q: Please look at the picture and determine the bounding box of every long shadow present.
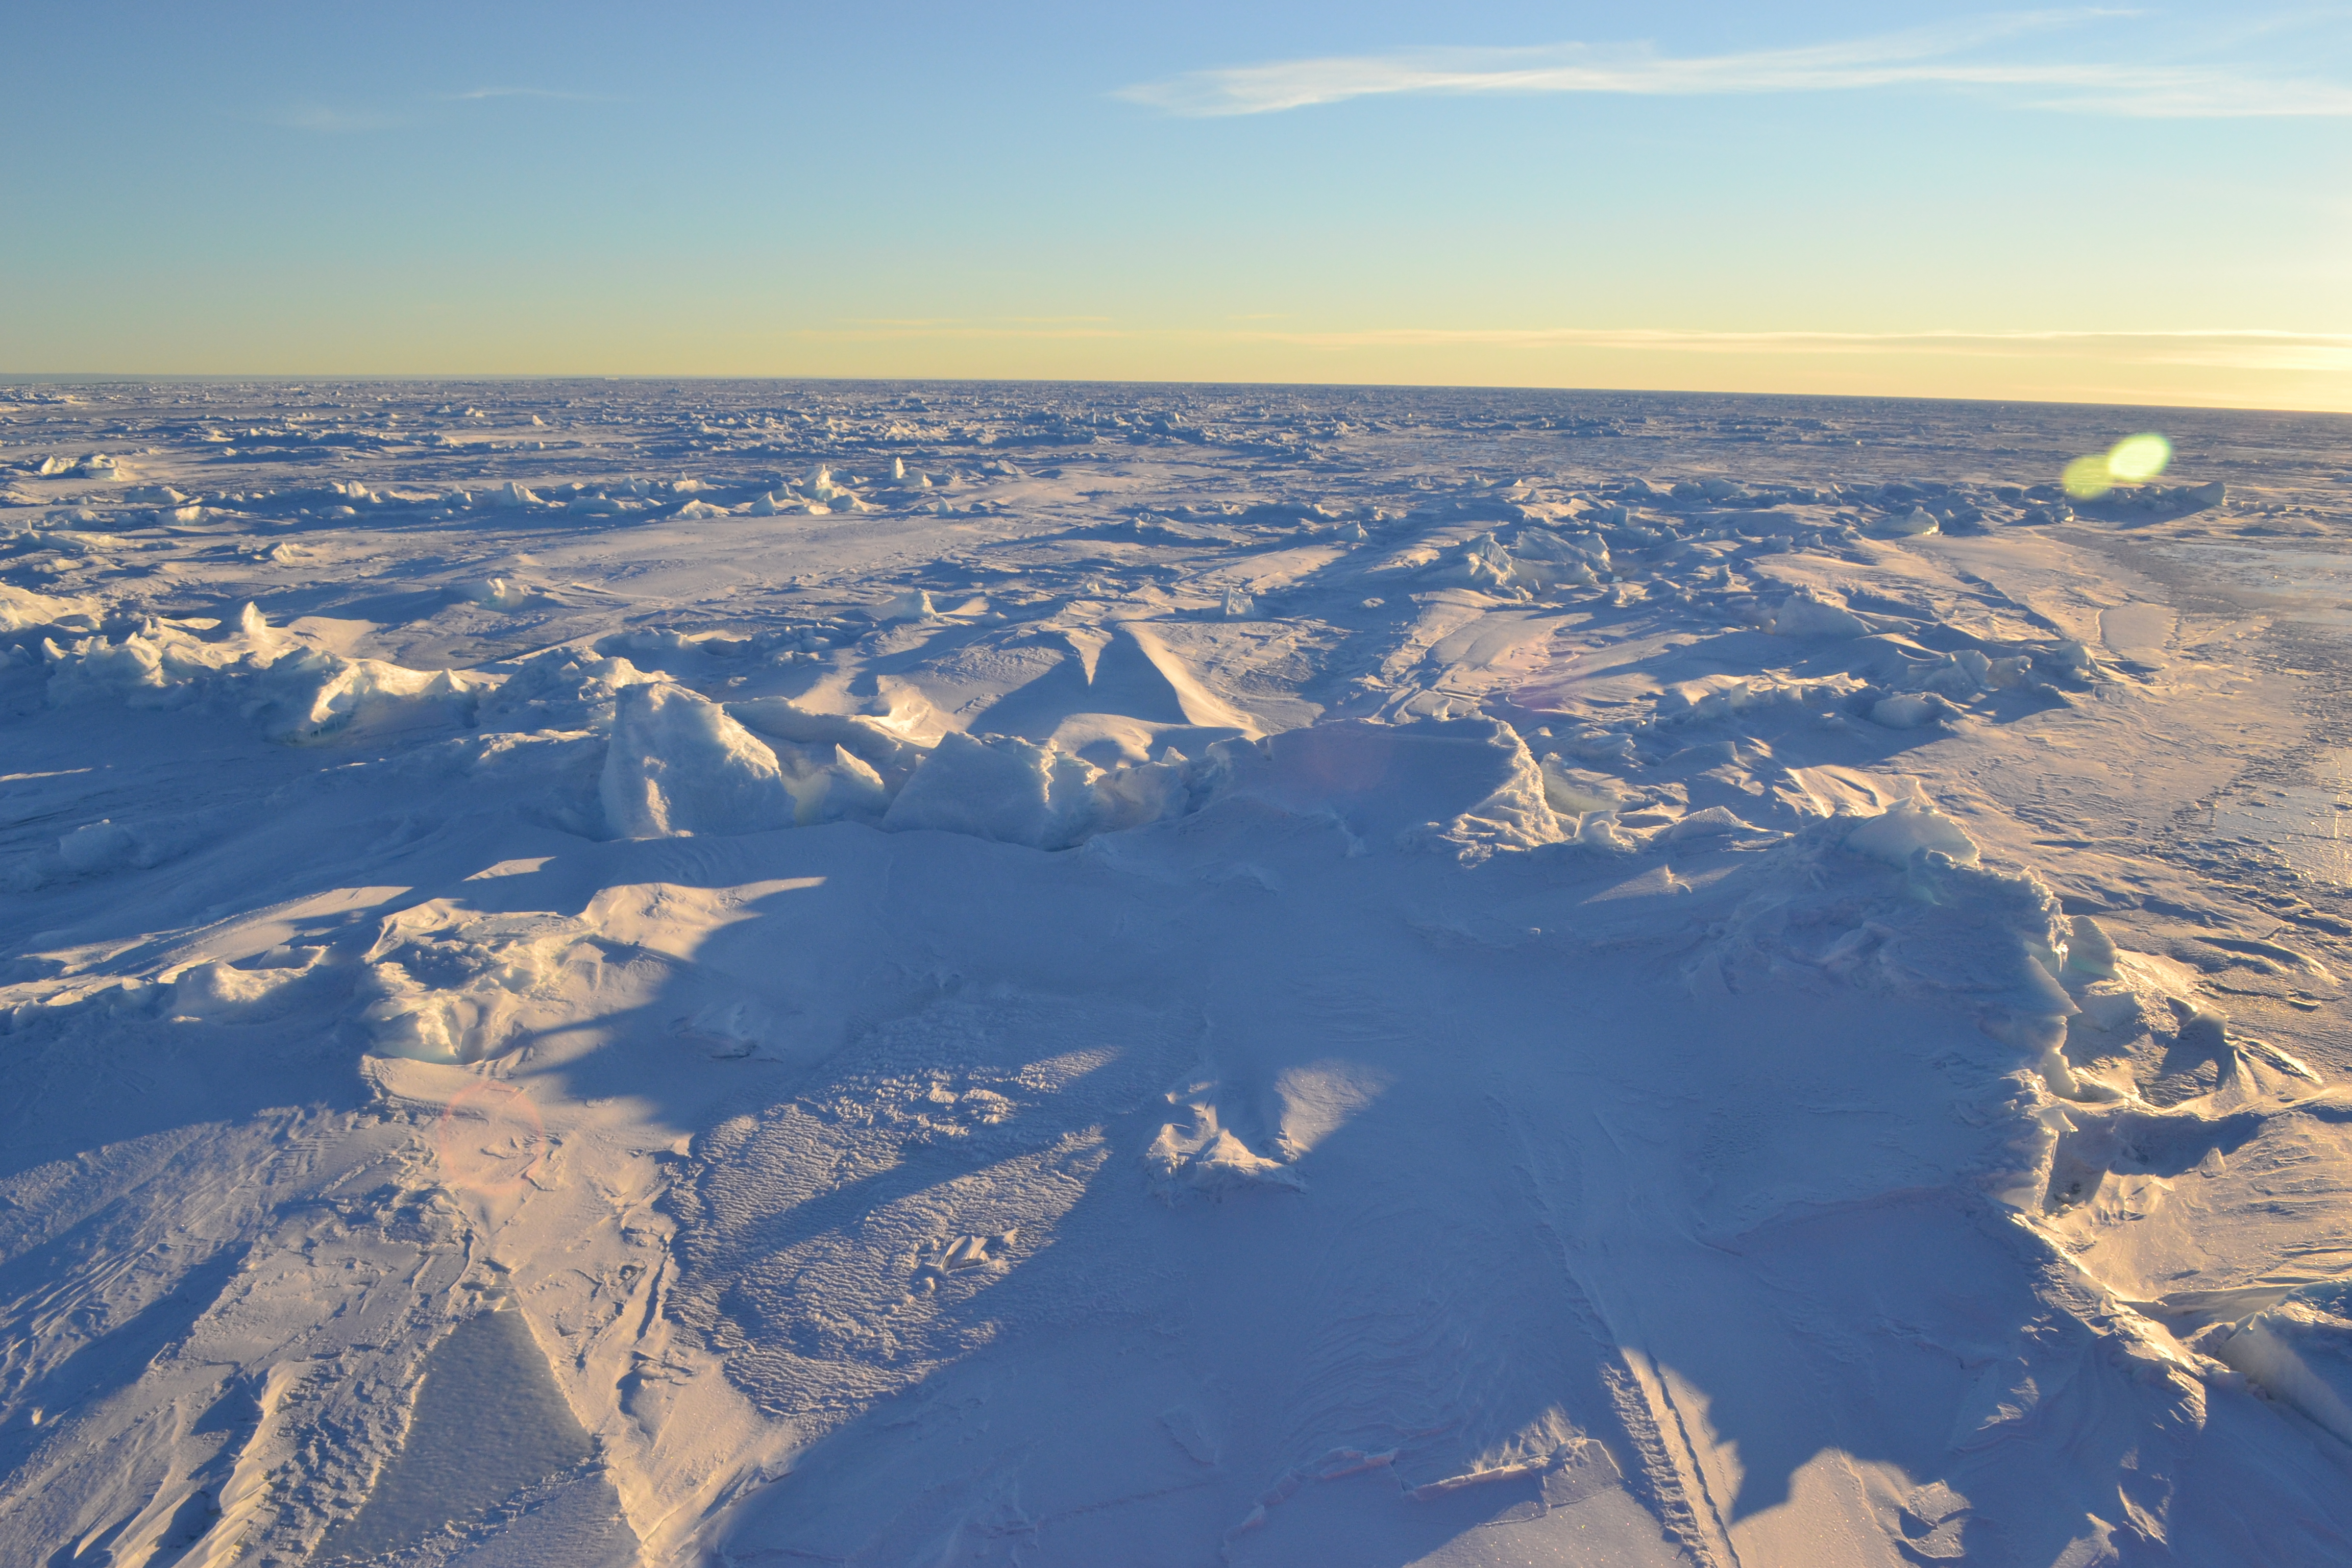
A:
[9,694,2350,1564]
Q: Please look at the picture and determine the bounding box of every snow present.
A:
[5,380,2352,1566]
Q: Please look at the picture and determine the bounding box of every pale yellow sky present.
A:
[7,8,2349,412]
[698,327,2352,411]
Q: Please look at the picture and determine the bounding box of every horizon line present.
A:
[6,371,2349,419]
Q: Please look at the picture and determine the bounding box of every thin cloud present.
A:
[1118,12,2352,119]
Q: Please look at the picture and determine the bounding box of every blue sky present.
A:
[5,3,2348,406]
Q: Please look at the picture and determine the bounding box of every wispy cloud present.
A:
[1117,11,2352,119]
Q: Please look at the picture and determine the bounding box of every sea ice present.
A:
[4,381,2348,1567]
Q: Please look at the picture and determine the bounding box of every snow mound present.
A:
[879,730,1188,849]
[1843,800,1979,867]
[2211,1284,2352,1444]
[167,949,324,1022]
[455,577,534,610]
[359,903,592,1063]
[1205,718,1562,856]
[1145,1077,1305,1201]
[1871,506,1940,536]
[1,582,102,635]
[1429,528,1611,596]
[1700,799,2074,1056]
[1666,804,1766,840]
[1770,589,1869,639]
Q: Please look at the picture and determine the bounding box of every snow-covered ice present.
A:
[5,381,2352,1565]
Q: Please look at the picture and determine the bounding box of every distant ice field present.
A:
[4,380,2352,1566]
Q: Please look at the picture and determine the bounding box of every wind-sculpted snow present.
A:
[5,380,2352,1565]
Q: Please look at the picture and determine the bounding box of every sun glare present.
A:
[2063,431,2174,499]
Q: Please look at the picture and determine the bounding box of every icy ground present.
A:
[5,380,2352,1567]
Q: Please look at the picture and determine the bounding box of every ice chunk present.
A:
[1666,805,1763,840]
[1771,590,1869,639]
[476,647,660,730]
[675,499,730,520]
[773,740,889,826]
[1539,758,1625,815]
[798,464,868,509]
[1442,533,1531,595]
[1871,506,1940,537]
[267,653,487,741]
[1843,801,1979,867]
[456,577,532,610]
[881,589,936,621]
[58,819,138,874]
[2,582,103,634]
[1220,585,1256,619]
[728,695,928,790]
[878,730,1107,849]
[601,681,803,838]
[1498,528,1606,589]
[2065,914,2119,979]
[1870,692,1945,728]
[486,480,541,507]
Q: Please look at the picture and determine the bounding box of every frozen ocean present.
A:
[5,380,2352,1565]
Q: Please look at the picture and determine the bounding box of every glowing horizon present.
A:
[5,4,2347,412]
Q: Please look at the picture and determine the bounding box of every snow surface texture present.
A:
[4,381,2352,1566]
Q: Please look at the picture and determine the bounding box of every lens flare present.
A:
[2062,455,2113,500]
[2106,432,2172,483]
[2062,431,2173,500]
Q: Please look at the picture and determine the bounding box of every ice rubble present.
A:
[32,605,495,740]
[0,582,100,634]
[358,904,592,1063]
[3,592,1576,859]
[601,683,884,838]
[1144,1077,1306,1200]
[8,383,2348,1567]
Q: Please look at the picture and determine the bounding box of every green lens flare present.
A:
[2062,454,2113,500]
[2106,432,2172,483]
